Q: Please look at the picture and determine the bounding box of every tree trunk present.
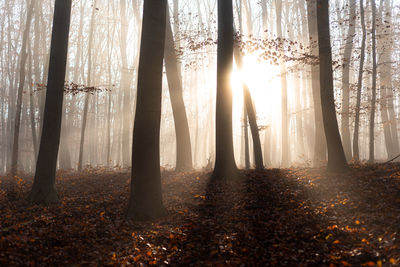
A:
[126,0,168,220]
[353,0,366,161]
[381,0,399,158]
[164,9,193,172]
[369,0,377,163]
[78,0,96,171]
[341,0,356,160]
[243,106,250,169]
[317,0,349,172]
[11,0,34,177]
[233,46,264,169]
[306,0,327,166]
[275,0,289,167]
[120,0,132,168]
[211,0,239,180]
[28,0,72,203]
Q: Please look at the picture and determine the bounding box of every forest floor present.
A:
[0,164,399,266]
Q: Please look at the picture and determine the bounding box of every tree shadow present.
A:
[170,169,354,266]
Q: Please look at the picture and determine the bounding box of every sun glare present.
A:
[231,52,282,126]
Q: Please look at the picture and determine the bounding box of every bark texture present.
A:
[127,0,168,220]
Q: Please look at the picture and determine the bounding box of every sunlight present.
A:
[231,52,282,127]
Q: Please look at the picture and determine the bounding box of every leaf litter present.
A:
[0,163,399,266]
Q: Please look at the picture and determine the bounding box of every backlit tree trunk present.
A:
[211,0,239,180]
[164,9,193,172]
[317,0,349,172]
[127,0,167,220]
[28,0,72,203]
[306,0,327,166]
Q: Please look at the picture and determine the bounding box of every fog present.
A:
[1,0,400,174]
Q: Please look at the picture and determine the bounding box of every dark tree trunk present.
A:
[126,0,167,220]
[353,0,366,161]
[164,9,193,172]
[306,0,327,166]
[317,0,349,172]
[28,0,72,203]
[211,0,239,180]
[341,0,356,160]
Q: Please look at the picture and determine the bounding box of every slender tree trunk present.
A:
[317,0,349,172]
[164,9,193,171]
[120,0,132,168]
[127,0,167,220]
[233,46,264,169]
[11,0,34,177]
[27,47,38,160]
[78,0,96,171]
[341,0,356,160]
[243,106,250,169]
[306,0,327,166]
[369,0,377,163]
[211,0,239,180]
[382,0,399,158]
[376,0,394,159]
[353,0,366,161]
[28,0,72,203]
[275,0,289,167]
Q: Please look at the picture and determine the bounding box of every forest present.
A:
[0,0,399,265]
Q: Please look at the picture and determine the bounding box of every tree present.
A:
[78,0,97,171]
[10,0,34,177]
[211,0,239,180]
[126,0,168,220]
[306,0,327,166]
[353,0,366,161]
[341,0,356,160]
[120,0,133,168]
[28,0,72,203]
[316,0,349,172]
[164,9,193,172]
[275,0,289,167]
[378,0,399,159]
[368,0,377,163]
[233,47,264,170]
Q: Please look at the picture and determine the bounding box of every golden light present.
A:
[231,52,282,126]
